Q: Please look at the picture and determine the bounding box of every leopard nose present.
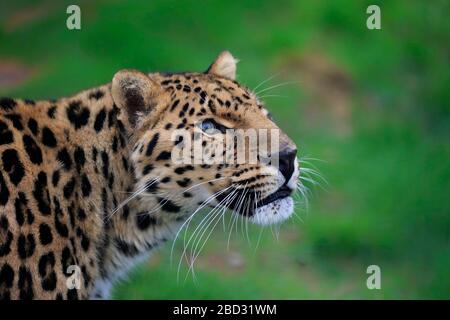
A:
[278,148,297,182]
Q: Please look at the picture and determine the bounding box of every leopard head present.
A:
[111,51,299,226]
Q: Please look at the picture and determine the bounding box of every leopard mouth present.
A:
[216,185,294,218]
[257,185,292,207]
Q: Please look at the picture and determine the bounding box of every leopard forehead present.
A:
[154,72,270,122]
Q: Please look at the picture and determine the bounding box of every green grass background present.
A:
[0,0,449,299]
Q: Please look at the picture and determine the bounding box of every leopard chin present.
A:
[249,196,294,225]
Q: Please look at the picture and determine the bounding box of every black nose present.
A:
[278,148,297,182]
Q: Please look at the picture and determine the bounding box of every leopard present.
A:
[0,51,299,300]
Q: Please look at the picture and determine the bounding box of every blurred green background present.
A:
[0,0,449,299]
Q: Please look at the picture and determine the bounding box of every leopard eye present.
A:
[199,118,228,134]
[200,119,216,131]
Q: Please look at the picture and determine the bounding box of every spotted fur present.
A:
[0,52,298,299]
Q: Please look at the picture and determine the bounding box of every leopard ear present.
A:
[206,51,238,80]
[111,69,160,126]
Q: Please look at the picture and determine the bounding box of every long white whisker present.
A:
[255,81,299,95]
[186,190,240,279]
[175,186,233,281]
[107,177,160,221]
[228,184,249,247]
[177,186,236,281]
[253,224,265,256]
[259,94,288,99]
[252,72,281,92]
[184,189,239,280]
[189,188,238,259]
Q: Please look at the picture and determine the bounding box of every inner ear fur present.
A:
[206,51,238,80]
[111,69,160,125]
